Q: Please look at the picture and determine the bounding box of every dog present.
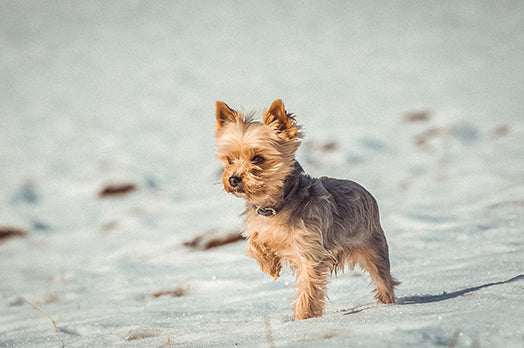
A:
[215,99,399,320]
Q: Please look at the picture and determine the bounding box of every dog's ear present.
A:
[263,99,302,141]
[216,101,240,131]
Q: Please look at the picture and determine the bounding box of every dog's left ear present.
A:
[263,99,302,141]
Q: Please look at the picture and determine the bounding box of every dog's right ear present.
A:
[216,101,239,131]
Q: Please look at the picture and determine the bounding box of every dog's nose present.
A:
[229,175,242,187]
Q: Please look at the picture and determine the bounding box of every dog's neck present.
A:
[251,162,304,216]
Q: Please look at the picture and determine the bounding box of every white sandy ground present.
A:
[1,1,523,347]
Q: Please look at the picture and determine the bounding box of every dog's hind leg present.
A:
[350,239,399,304]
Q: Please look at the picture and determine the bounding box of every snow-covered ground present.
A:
[1,1,523,347]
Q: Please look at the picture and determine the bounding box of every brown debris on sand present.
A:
[184,230,244,250]
[98,183,137,197]
[0,227,27,243]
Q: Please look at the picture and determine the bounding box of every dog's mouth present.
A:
[223,181,246,195]
[229,186,246,196]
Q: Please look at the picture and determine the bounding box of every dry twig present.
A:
[448,329,460,348]
[24,299,58,332]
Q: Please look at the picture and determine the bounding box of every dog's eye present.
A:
[227,157,233,165]
[252,155,265,165]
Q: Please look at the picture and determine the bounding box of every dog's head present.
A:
[215,99,302,203]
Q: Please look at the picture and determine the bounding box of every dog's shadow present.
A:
[342,274,523,315]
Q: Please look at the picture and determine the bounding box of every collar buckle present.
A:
[255,206,277,217]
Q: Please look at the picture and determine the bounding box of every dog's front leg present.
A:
[292,229,331,320]
[293,258,330,320]
[246,233,282,280]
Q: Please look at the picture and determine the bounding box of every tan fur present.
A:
[215,99,399,320]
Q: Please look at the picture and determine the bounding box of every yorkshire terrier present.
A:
[215,99,399,320]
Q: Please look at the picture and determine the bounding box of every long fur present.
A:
[215,99,399,320]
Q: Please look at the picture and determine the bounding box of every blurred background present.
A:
[2,1,522,226]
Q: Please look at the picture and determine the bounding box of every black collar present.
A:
[252,162,303,217]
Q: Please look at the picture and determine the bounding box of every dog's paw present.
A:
[259,261,281,280]
[247,234,282,279]
[269,262,282,280]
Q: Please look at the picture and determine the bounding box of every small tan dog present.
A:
[215,99,399,320]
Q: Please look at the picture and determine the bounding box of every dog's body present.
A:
[215,99,399,320]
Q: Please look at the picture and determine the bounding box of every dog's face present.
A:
[215,99,302,203]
